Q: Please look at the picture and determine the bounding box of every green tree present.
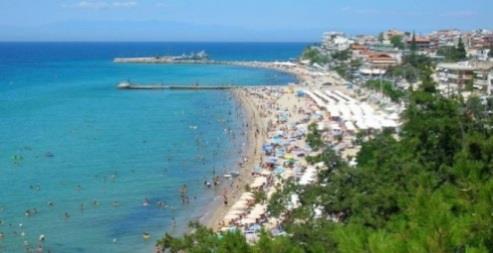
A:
[410,31,417,52]
[306,123,324,150]
[390,35,405,49]
[455,37,467,61]
[157,58,493,253]
[301,47,329,65]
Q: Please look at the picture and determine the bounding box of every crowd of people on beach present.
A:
[212,62,402,242]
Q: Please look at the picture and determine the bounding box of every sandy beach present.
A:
[200,87,267,230]
[194,60,403,237]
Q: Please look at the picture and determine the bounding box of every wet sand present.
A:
[199,88,267,230]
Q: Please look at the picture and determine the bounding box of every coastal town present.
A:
[151,27,493,251]
[3,0,493,252]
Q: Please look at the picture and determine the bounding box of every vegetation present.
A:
[157,61,493,253]
[333,65,349,79]
[437,37,468,62]
[301,46,329,65]
[306,123,323,150]
[365,79,406,102]
[386,64,419,83]
[331,49,351,61]
[390,35,405,49]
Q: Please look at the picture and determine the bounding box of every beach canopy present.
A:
[299,166,317,185]
[274,166,285,175]
[250,177,267,188]
[248,204,267,219]
[223,213,241,223]
[239,192,255,202]
[240,217,257,225]
[265,157,278,164]
[231,200,250,211]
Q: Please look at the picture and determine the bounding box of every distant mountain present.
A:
[0,20,322,42]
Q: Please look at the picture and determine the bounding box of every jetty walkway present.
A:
[116,82,276,91]
[118,83,238,90]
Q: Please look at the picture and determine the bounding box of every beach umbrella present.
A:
[274,166,285,175]
[250,177,267,188]
[228,208,246,215]
[220,226,238,233]
[266,157,277,164]
[231,200,249,211]
[249,204,267,219]
[223,213,241,223]
[239,192,255,202]
[240,217,257,225]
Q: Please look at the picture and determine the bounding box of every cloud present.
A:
[62,1,138,10]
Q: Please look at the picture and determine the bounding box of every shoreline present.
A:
[199,87,267,231]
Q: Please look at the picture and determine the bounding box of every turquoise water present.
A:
[0,43,306,252]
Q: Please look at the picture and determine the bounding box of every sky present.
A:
[0,0,491,42]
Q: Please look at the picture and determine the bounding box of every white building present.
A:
[436,60,493,96]
[322,32,354,52]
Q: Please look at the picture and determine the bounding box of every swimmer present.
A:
[48,201,54,207]
[143,198,150,207]
[39,234,45,242]
[64,212,70,220]
[142,232,150,240]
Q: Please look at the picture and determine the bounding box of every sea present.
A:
[0,42,307,253]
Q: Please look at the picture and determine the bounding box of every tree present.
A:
[306,123,324,150]
[365,79,406,102]
[157,52,493,253]
[390,35,405,49]
[378,32,384,42]
[455,37,467,60]
[331,49,352,61]
[410,31,417,53]
[301,47,329,65]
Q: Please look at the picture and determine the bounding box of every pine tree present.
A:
[455,37,467,61]
[410,32,417,53]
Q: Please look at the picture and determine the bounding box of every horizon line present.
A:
[0,40,318,44]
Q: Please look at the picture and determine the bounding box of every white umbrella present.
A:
[240,217,257,225]
[231,200,249,211]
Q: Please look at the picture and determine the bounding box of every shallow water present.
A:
[0,42,306,252]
